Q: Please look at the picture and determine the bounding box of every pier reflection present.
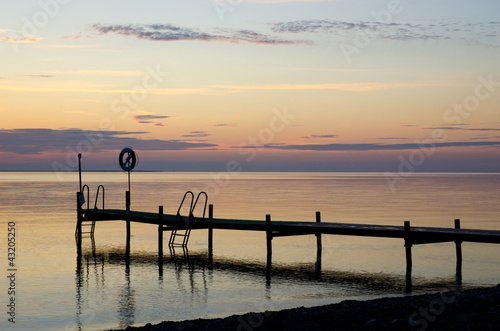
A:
[118,265,135,329]
[74,237,465,330]
[75,236,140,330]
[74,240,212,330]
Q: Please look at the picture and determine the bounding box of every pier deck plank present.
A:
[82,209,500,244]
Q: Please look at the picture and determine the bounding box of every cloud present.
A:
[132,113,171,127]
[182,131,211,138]
[214,81,452,91]
[424,127,500,131]
[268,19,500,47]
[88,24,309,45]
[22,74,53,78]
[47,70,145,77]
[270,20,446,41]
[291,67,377,73]
[0,129,217,154]
[377,137,409,140]
[0,85,207,95]
[469,136,500,140]
[0,36,44,43]
[213,123,237,127]
[237,141,500,151]
[301,134,337,139]
[224,0,334,2]
[0,29,44,43]
[33,44,96,49]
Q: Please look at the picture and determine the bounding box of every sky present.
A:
[1,0,499,173]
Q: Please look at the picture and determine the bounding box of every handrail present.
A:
[170,191,208,247]
[94,185,105,210]
[81,184,90,210]
[176,191,194,223]
[191,191,208,221]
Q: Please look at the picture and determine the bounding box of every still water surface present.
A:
[1,172,499,330]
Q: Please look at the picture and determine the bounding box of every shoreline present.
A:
[115,285,500,330]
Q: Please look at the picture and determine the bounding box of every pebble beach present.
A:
[115,285,500,331]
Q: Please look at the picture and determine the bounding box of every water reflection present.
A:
[74,238,466,330]
[74,256,83,331]
[117,266,135,329]
[171,248,209,306]
[75,239,213,330]
[75,246,138,329]
[74,253,107,331]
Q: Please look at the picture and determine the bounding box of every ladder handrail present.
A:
[191,191,208,221]
[176,191,194,223]
[81,185,90,210]
[75,184,100,239]
[169,191,208,248]
[94,185,105,210]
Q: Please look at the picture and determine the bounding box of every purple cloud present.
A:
[89,24,309,45]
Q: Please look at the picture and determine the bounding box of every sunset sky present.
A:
[1,0,499,173]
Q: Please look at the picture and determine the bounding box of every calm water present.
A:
[1,172,500,330]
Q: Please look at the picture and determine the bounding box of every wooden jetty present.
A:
[76,189,500,292]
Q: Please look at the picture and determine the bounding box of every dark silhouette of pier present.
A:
[76,189,500,293]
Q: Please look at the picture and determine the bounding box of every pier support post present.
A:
[404,221,412,293]
[126,191,130,211]
[315,211,322,278]
[76,191,83,258]
[454,219,462,286]
[266,214,272,285]
[125,191,131,262]
[158,206,164,265]
[208,204,213,265]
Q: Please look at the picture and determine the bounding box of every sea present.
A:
[1,172,500,331]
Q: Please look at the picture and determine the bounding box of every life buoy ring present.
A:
[119,148,136,172]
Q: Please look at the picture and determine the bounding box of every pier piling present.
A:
[208,204,213,265]
[404,221,412,293]
[158,206,164,264]
[266,214,272,284]
[76,191,83,257]
[455,218,463,285]
[315,211,322,277]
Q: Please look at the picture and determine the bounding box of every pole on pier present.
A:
[208,204,214,265]
[125,191,131,262]
[126,191,131,211]
[266,214,272,285]
[76,191,83,258]
[125,190,131,253]
[128,171,131,193]
[78,153,82,193]
[454,219,462,286]
[158,206,164,265]
[315,211,322,278]
[404,221,413,293]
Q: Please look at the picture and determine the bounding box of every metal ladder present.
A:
[169,191,208,247]
[75,185,105,238]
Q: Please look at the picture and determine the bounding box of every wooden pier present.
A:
[76,190,500,292]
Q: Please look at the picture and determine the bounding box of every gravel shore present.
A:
[115,285,500,331]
